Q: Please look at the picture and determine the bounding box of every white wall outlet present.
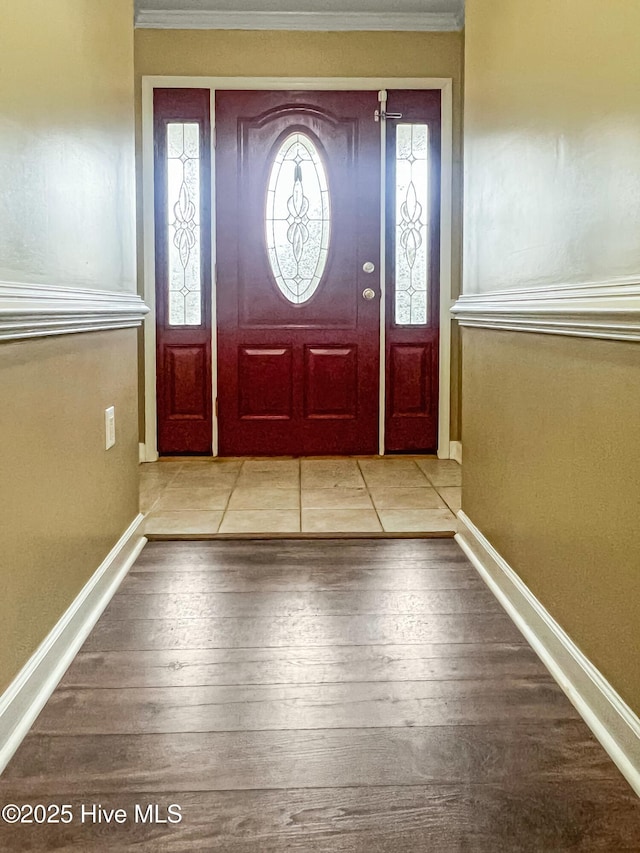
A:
[105,406,116,450]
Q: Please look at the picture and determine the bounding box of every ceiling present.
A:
[135,0,464,30]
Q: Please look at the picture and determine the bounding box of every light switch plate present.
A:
[105,406,116,450]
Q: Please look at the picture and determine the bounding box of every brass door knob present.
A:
[362,288,376,300]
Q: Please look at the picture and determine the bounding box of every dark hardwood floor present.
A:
[1,539,639,851]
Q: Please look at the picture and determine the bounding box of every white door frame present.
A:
[141,75,453,461]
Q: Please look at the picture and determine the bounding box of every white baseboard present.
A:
[456,511,640,797]
[450,441,462,464]
[0,514,147,775]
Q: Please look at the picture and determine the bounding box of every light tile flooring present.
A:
[141,457,462,537]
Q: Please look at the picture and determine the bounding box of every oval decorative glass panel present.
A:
[265,133,331,304]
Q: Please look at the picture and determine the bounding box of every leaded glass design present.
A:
[167,122,201,326]
[395,124,429,325]
[265,132,331,305]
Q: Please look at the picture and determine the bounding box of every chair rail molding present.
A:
[0,281,149,342]
[452,277,640,342]
[134,9,464,31]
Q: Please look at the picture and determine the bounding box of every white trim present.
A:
[456,511,640,798]
[452,277,640,342]
[140,443,159,464]
[437,78,453,459]
[450,440,462,464]
[0,515,146,775]
[142,75,454,91]
[142,76,454,459]
[135,10,464,32]
[142,81,159,461]
[210,88,219,457]
[0,282,148,342]
[377,90,388,456]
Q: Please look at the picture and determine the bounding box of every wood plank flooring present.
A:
[2,539,639,851]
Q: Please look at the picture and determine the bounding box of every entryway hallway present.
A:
[142,456,461,536]
[2,537,640,850]
[0,539,640,853]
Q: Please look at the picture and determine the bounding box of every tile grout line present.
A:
[414,460,433,488]
[216,459,246,535]
[140,461,185,515]
[357,459,385,534]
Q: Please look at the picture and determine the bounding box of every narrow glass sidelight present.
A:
[395,124,429,325]
[265,132,331,305]
[167,122,202,325]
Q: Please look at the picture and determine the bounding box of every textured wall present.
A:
[0,1,139,691]
[0,0,136,292]
[462,330,640,711]
[134,28,464,440]
[0,332,140,692]
[464,0,640,295]
[462,0,640,713]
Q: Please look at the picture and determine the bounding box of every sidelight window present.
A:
[265,132,331,305]
[394,123,429,325]
[167,122,202,326]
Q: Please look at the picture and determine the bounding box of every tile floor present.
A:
[141,456,462,537]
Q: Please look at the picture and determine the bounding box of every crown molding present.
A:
[135,9,464,32]
[451,277,640,342]
[0,281,149,342]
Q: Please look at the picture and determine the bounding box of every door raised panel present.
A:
[305,346,357,420]
[165,345,207,418]
[386,340,438,452]
[238,347,293,420]
[389,344,430,417]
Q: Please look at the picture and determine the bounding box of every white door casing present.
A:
[141,75,454,461]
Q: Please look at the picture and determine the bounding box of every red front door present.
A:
[215,91,381,456]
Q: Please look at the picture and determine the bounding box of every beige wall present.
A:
[0,1,139,691]
[0,332,140,692]
[463,0,640,713]
[134,28,463,82]
[134,29,464,440]
[464,0,640,295]
[0,1,136,292]
[463,330,640,711]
